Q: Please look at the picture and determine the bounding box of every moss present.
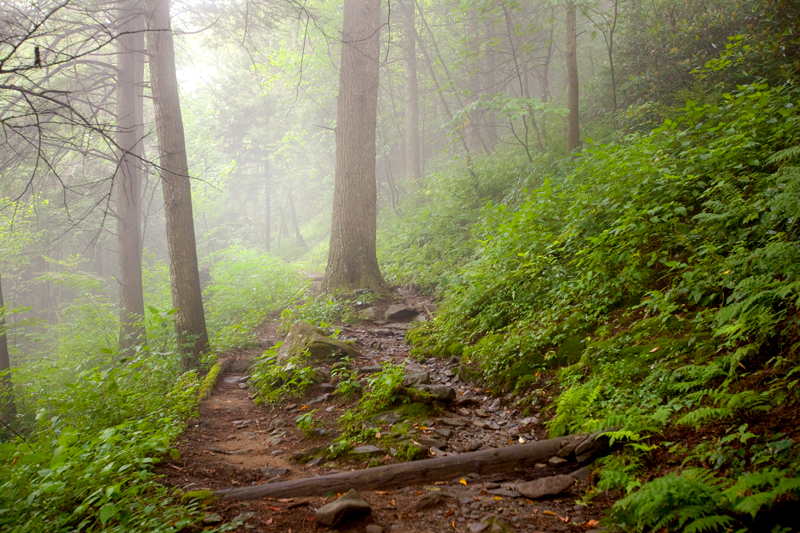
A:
[457,364,483,385]
[198,360,223,400]
[181,490,217,504]
[446,342,465,356]
[395,442,424,462]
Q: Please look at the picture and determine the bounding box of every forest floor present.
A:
[157,296,616,533]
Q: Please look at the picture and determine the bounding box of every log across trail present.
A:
[215,435,571,501]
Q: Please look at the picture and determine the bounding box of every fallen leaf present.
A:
[459,478,468,486]
[492,496,502,501]
[416,491,423,495]
[266,518,273,525]
[375,432,382,439]
[649,346,660,353]
[559,515,569,523]
[585,519,600,527]
[390,499,396,506]
[525,499,535,505]
[277,498,294,503]
[375,491,390,495]
[543,510,557,516]
[300,405,308,410]
[518,437,525,443]
[445,509,455,517]
[267,506,282,512]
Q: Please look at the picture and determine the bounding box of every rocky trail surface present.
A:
[157,296,614,533]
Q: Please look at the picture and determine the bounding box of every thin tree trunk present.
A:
[566,1,581,152]
[117,0,146,355]
[322,0,386,292]
[400,0,421,182]
[287,183,306,248]
[145,0,209,366]
[609,0,618,111]
[0,272,16,420]
[265,160,271,253]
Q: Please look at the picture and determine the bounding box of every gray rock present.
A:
[488,488,520,498]
[417,437,446,449]
[232,511,255,523]
[469,522,490,533]
[314,367,332,382]
[435,427,453,439]
[277,321,360,366]
[437,417,466,427]
[385,304,419,322]
[237,382,248,389]
[403,372,431,386]
[471,419,488,429]
[569,466,593,480]
[202,514,223,524]
[260,467,288,479]
[486,421,501,430]
[519,416,539,425]
[358,307,380,321]
[319,383,336,392]
[385,322,414,330]
[232,420,251,428]
[474,409,488,418]
[358,365,383,375]
[413,384,456,401]
[373,328,393,337]
[307,393,329,405]
[265,436,284,447]
[237,375,251,384]
[422,302,437,314]
[352,445,385,456]
[307,456,325,467]
[373,410,404,424]
[516,475,575,499]
[315,489,372,526]
[548,456,568,465]
[366,525,384,533]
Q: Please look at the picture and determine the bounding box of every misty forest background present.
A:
[1,0,800,531]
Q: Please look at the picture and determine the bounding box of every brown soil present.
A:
[157,297,614,533]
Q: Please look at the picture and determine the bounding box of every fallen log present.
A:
[215,435,570,501]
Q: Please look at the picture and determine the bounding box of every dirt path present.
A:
[158,305,614,533]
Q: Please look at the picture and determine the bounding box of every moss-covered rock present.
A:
[277,321,360,366]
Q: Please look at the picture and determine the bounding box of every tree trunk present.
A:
[145,0,209,366]
[215,436,569,501]
[566,1,581,152]
[400,0,421,182]
[264,160,271,253]
[322,0,385,292]
[287,183,306,248]
[117,0,146,355]
[0,272,16,420]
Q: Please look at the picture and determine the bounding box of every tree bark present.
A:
[117,0,147,355]
[215,436,569,501]
[0,272,16,420]
[566,1,581,152]
[145,0,209,366]
[287,182,306,248]
[264,160,271,253]
[400,0,421,182]
[322,0,386,292]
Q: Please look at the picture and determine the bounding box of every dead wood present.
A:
[214,435,570,501]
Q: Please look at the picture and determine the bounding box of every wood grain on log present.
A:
[215,436,569,501]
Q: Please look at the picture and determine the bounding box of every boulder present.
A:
[516,475,575,499]
[384,304,419,322]
[403,371,431,386]
[358,307,380,321]
[277,322,360,366]
[413,384,456,401]
[315,489,372,526]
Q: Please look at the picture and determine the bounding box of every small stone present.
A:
[438,417,467,427]
[385,304,419,322]
[358,307,380,321]
[373,410,404,424]
[469,522,490,532]
[414,384,456,401]
[458,407,472,417]
[237,375,251,384]
[366,525,384,533]
[258,338,275,350]
[285,403,298,411]
[435,427,453,439]
[373,328,393,337]
[352,445,385,456]
[474,409,488,418]
[307,456,325,467]
[417,437,446,449]
[486,421,501,430]
[488,398,501,411]
[260,467,288,479]
[519,416,539,425]
[232,511,255,523]
[233,420,251,428]
[403,372,431,386]
[569,466,592,480]
[516,475,575,499]
[320,383,336,392]
[307,393,329,405]
[315,489,372,526]
[548,456,568,465]
[202,514,223,524]
[265,436,284,447]
[359,365,383,375]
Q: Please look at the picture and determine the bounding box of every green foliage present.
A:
[0,352,207,532]
[279,290,376,329]
[204,246,306,352]
[249,344,316,404]
[295,410,319,438]
[338,363,407,439]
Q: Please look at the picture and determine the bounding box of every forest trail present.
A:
[158,308,613,533]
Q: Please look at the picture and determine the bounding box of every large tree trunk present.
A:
[116,0,146,355]
[0,272,16,420]
[322,0,385,292]
[145,0,209,366]
[400,0,421,182]
[215,436,570,501]
[566,1,581,152]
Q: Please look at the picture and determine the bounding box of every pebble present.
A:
[366,525,384,533]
